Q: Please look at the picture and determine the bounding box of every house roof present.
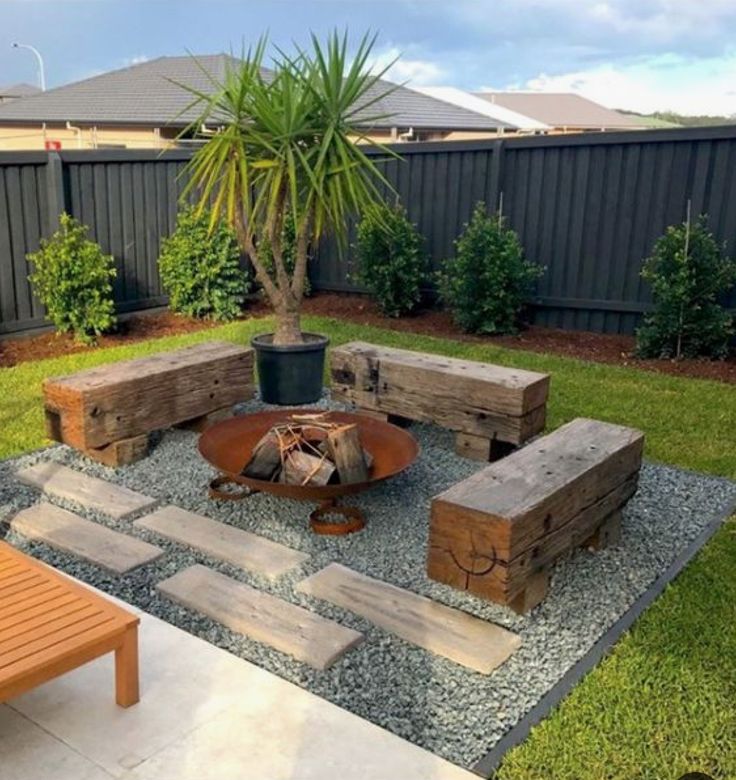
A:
[0,82,41,99]
[416,86,550,131]
[474,92,645,129]
[0,54,504,131]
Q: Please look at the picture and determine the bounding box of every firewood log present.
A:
[241,432,282,480]
[327,424,369,484]
[283,450,336,486]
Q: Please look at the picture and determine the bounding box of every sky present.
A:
[2,0,736,116]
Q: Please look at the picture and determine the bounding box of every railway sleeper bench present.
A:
[43,341,255,466]
[0,541,140,707]
[427,418,644,613]
[330,341,550,461]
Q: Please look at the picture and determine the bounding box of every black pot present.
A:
[251,332,329,405]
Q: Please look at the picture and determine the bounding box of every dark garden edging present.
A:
[472,492,736,778]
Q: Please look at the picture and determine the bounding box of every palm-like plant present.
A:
[178,32,398,344]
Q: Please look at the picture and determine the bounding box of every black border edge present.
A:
[471,494,736,778]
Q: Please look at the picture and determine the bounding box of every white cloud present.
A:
[513,52,736,115]
[369,46,446,86]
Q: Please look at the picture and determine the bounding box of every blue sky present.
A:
[2,0,736,115]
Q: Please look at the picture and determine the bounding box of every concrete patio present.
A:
[1,585,474,780]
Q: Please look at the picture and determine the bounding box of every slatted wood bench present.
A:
[330,341,550,461]
[43,341,255,466]
[0,541,139,707]
[427,418,644,613]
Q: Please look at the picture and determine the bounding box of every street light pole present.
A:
[11,42,46,91]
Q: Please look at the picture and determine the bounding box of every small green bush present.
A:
[636,214,736,359]
[355,203,425,317]
[159,206,250,320]
[27,212,116,345]
[439,203,543,334]
[258,212,311,297]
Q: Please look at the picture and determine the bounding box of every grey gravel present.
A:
[2,394,735,769]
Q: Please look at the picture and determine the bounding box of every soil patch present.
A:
[1,293,734,384]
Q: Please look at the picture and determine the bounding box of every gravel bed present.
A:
[2,395,735,769]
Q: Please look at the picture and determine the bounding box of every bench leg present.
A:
[84,435,149,467]
[115,624,139,707]
[509,567,551,615]
[584,511,622,551]
[455,433,516,462]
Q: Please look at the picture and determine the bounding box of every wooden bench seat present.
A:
[43,341,255,466]
[0,541,139,706]
[330,341,550,461]
[427,418,644,613]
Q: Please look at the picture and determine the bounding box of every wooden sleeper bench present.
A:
[427,418,644,613]
[43,341,255,466]
[0,541,139,707]
[330,341,550,461]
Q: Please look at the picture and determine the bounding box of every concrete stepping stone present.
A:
[158,565,364,670]
[18,462,156,520]
[297,563,521,674]
[134,506,308,580]
[11,504,164,575]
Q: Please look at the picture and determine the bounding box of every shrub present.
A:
[158,206,250,320]
[258,212,311,297]
[27,212,116,345]
[636,214,736,359]
[355,203,425,317]
[438,203,543,334]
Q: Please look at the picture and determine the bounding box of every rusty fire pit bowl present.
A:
[198,409,420,535]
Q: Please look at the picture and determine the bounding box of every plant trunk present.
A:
[273,308,303,345]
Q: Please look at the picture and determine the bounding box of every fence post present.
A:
[488,138,506,213]
[45,152,65,234]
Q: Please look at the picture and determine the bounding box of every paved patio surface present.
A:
[2,586,474,780]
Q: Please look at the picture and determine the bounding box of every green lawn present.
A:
[2,315,734,477]
[1,314,735,778]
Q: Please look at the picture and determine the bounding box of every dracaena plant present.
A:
[176,32,399,344]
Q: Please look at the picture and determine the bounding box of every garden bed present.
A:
[2,396,735,771]
[2,293,735,384]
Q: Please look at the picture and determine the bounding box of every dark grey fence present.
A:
[2,126,736,336]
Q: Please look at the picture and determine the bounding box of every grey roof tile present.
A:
[0,54,502,130]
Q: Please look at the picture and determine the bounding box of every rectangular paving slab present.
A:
[134,506,308,580]
[18,462,156,520]
[158,565,364,670]
[297,564,521,674]
[11,504,164,575]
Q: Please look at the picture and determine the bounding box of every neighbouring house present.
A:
[0,82,41,104]
[0,54,511,151]
[415,86,550,136]
[473,92,648,133]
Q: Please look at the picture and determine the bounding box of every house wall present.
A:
[0,124,176,150]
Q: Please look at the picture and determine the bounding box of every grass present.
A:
[497,517,736,780]
[2,315,734,478]
[1,313,735,779]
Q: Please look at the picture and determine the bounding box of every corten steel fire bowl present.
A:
[198,409,420,535]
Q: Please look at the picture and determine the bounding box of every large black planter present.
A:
[251,332,329,405]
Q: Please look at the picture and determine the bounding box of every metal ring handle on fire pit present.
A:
[208,475,258,502]
[309,501,366,535]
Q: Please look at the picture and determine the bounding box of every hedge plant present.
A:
[355,203,425,317]
[27,212,116,345]
[158,206,250,320]
[636,214,736,359]
[439,203,543,334]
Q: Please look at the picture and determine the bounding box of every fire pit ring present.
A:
[198,409,420,534]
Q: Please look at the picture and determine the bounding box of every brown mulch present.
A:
[1,293,734,385]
